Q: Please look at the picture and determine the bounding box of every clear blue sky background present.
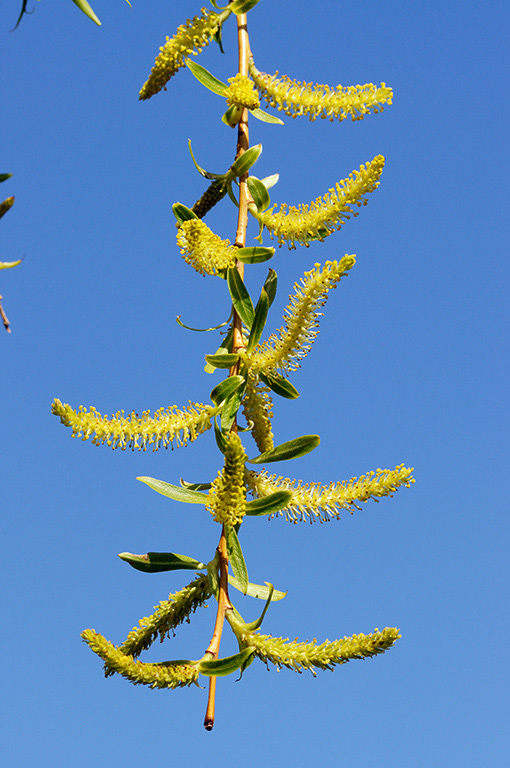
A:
[2,1,508,765]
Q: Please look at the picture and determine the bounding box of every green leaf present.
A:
[177,315,230,332]
[207,555,220,600]
[0,174,12,184]
[243,583,274,631]
[213,415,228,454]
[172,202,198,225]
[260,174,279,190]
[226,267,255,329]
[210,374,244,407]
[247,176,271,212]
[228,144,262,179]
[0,198,14,221]
[118,551,206,573]
[235,246,275,264]
[222,105,243,128]
[262,268,277,308]
[249,107,284,125]
[260,371,299,399]
[228,575,287,601]
[220,383,246,433]
[71,0,101,26]
[137,476,208,504]
[245,489,293,516]
[198,647,255,677]
[248,435,320,464]
[204,327,234,373]
[204,352,240,369]
[230,0,262,14]
[185,58,227,96]
[247,289,269,352]
[180,479,213,491]
[187,140,224,181]
[225,525,248,594]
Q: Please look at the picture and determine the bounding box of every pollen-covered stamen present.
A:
[245,465,415,523]
[206,432,247,526]
[259,156,385,249]
[51,398,216,451]
[139,8,227,100]
[176,219,238,276]
[249,60,393,123]
[242,374,274,454]
[224,74,260,111]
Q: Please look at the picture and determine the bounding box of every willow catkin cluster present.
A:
[206,432,247,525]
[241,375,274,453]
[176,219,238,276]
[259,156,385,248]
[249,60,393,122]
[51,398,216,451]
[248,257,355,375]
[245,465,415,523]
[139,8,225,100]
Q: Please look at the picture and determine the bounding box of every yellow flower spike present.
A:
[139,7,229,100]
[224,74,260,111]
[245,465,415,523]
[82,629,200,689]
[206,432,247,526]
[249,60,393,123]
[228,614,401,672]
[51,398,217,451]
[259,156,385,249]
[248,257,355,376]
[176,219,238,276]
[242,374,274,454]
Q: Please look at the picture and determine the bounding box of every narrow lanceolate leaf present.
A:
[205,327,234,373]
[250,107,284,125]
[205,352,240,369]
[0,197,14,220]
[225,525,248,594]
[245,489,293,516]
[248,435,320,464]
[247,289,269,352]
[180,479,212,491]
[260,372,299,399]
[0,174,12,183]
[71,0,101,26]
[242,584,274,631]
[228,144,262,178]
[118,552,206,573]
[228,576,287,601]
[262,268,277,307]
[247,177,271,212]
[137,476,208,504]
[210,374,244,407]
[230,0,262,14]
[220,383,246,434]
[235,246,275,264]
[185,58,227,95]
[227,267,255,329]
[198,647,255,677]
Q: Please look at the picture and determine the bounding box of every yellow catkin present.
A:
[242,375,274,454]
[139,8,225,100]
[82,629,199,689]
[51,398,217,451]
[249,60,393,123]
[224,74,260,110]
[176,219,238,276]
[259,156,385,248]
[245,465,415,523]
[206,432,247,525]
[247,257,355,375]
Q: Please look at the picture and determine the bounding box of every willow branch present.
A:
[204,11,251,731]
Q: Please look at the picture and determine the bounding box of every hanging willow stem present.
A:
[203,11,251,732]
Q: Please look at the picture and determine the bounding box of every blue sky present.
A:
[2,1,508,765]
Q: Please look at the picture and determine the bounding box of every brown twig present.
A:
[203,11,251,731]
